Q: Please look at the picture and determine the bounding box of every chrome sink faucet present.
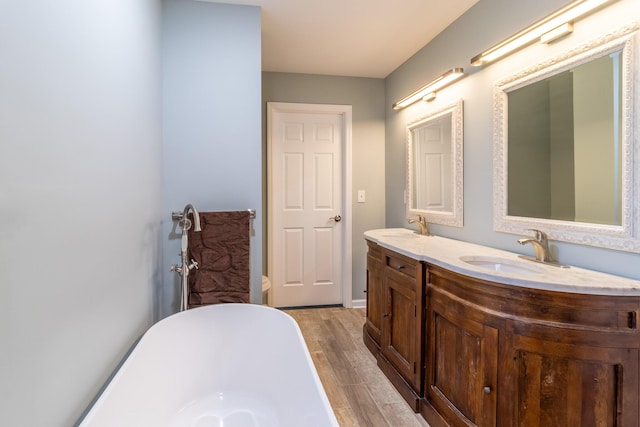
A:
[408,215,430,236]
[517,229,552,263]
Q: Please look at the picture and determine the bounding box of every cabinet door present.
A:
[509,332,639,427]
[382,267,419,386]
[425,287,498,427]
[365,245,383,347]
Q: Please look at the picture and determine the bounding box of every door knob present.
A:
[330,215,342,222]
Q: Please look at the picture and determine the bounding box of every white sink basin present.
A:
[459,256,545,275]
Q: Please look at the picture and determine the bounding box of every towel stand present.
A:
[172,209,256,221]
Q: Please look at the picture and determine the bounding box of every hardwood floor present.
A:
[283,307,430,427]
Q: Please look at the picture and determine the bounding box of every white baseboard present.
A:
[351,299,366,309]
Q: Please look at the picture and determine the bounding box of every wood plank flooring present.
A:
[283,307,430,427]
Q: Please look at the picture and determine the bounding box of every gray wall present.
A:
[162,0,262,311]
[385,0,640,279]
[262,73,386,302]
[0,1,262,424]
[0,1,162,425]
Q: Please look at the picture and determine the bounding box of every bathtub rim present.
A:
[77,303,338,427]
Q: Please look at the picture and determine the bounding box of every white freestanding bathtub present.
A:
[79,304,338,427]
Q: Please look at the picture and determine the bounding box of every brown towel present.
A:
[187,211,250,306]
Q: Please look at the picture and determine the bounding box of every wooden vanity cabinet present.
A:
[423,279,500,427]
[364,238,640,425]
[509,325,638,427]
[421,265,640,427]
[364,240,384,353]
[379,249,424,399]
[364,242,425,411]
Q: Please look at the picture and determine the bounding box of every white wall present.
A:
[262,73,386,303]
[385,0,640,279]
[161,0,262,312]
[0,1,162,425]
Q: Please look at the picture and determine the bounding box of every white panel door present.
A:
[269,105,345,307]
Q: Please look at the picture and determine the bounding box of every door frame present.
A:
[267,102,353,308]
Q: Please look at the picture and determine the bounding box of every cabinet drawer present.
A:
[385,251,417,280]
[429,265,640,331]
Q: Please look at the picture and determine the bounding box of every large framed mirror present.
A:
[493,22,639,252]
[407,99,463,227]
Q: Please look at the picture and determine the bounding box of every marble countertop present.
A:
[365,228,640,296]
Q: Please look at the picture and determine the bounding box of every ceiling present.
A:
[200,0,479,78]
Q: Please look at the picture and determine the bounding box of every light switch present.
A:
[357,190,366,203]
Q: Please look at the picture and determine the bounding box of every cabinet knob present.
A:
[383,313,389,317]
[483,386,491,394]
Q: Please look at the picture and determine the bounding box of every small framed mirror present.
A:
[493,23,639,252]
[407,99,464,227]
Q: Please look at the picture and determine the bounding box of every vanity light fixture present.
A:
[392,68,464,110]
[422,92,437,102]
[470,0,615,67]
[540,22,574,44]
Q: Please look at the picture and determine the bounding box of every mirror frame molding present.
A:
[493,22,640,253]
[407,99,464,227]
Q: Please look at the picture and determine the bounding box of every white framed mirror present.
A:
[493,22,640,252]
[407,99,464,227]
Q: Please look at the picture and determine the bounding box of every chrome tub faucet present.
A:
[180,203,202,232]
[171,204,202,311]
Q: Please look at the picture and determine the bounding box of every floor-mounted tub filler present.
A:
[79,304,338,427]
